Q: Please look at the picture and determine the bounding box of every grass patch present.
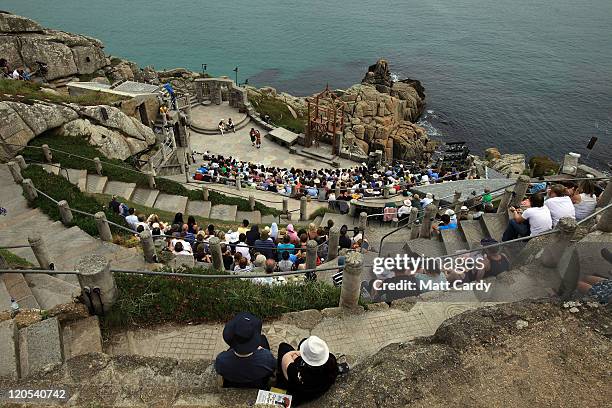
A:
[309,206,335,220]
[22,135,280,216]
[0,79,125,106]
[0,249,33,268]
[22,165,130,238]
[102,266,341,329]
[248,93,306,133]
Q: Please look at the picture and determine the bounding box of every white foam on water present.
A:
[390,72,400,82]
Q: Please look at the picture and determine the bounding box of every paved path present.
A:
[105,300,488,365]
[190,103,248,130]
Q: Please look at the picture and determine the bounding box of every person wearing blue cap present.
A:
[214,312,276,389]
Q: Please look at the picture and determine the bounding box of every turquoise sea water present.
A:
[1,0,610,168]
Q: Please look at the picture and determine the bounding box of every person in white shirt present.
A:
[544,184,575,227]
[571,179,598,221]
[125,208,139,230]
[397,199,412,219]
[420,193,433,207]
[502,193,552,241]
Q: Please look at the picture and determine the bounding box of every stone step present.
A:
[312,215,323,227]
[440,228,469,255]
[208,204,238,222]
[24,273,80,310]
[0,278,11,312]
[131,187,160,208]
[19,317,63,378]
[103,180,137,201]
[261,214,277,225]
[153,193,188,215]
[186,200,211,219]
[404,238,446,258]
[481,213,508,242]
[459,220,487,249]
[0,319,19,379]
[41,163,61,176]
[61,168,88,191]
[235,210,261,225]
[321,212,359,228]
[86,174,109,194]
[1,273,40,310]
[61,316,102,360]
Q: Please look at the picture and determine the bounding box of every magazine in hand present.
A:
[255,389,292,407]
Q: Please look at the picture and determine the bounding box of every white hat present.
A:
[460,206,469,211]
[426,193,433,199]
[445,209,455,216]
[403,199,412,207]
[299,336,330,367]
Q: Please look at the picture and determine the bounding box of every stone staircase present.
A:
[0,164,150,313]
[189,114,251,135]
[41,164,272,224]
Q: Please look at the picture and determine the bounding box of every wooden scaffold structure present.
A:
[305,85,346,155]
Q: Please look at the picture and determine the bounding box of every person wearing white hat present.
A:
[276,335,339,405]
[398,198,413,220]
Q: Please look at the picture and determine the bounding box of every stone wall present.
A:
[194,78,248,110]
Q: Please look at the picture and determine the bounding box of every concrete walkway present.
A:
[105,300,488,366]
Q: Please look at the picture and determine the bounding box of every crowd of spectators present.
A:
[191,152,473,200]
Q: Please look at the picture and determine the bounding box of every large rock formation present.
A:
[0,12,108,81]
[341,59,433,161]
[0,101,156,161]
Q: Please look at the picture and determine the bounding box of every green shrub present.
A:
[309,206,334,220]
[248,93,306,133]
[529,156,559,177]
[103,266,341,328]
[0,79,125,105]
[0,249,33,268]
[21,165,129,237]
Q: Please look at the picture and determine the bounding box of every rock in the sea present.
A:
[485,147,502,160]
[489,153,526,177]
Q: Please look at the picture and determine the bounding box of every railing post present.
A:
[300,196,307,221]
[339,251,363,310]
[392,217,399,228]
[7,161,23,184]
[93,157,103,175]
[42,144,52,163]
[28,234,51,269]
[58,200,73,225]
[282,198,289,214]
[21,179,38,202]
[540,217,577,267]
[236,175,242,191]
[249,195,256,211]
[359,212,368,232]
[596,205,612,233]
[140,230,156,263]
[419,204,437,238]
[335,184,341,198]
[75,255,118,315]
[203,186,209,201]
[306,239,318,270]
[327,226,340,261]
[510,175,530,207]
[94,212,113,242]
[14,155,27,170]
[147,172,156,189]
[209,237,223,270]
[453,190,462,213]
[497,187,514,213]
[409,207,420,239]
[383,185,390,199]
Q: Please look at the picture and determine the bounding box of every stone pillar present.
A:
[236,175,242,191]
[453,191,462,214]
[249,195,256,211]
[596,205,612,233]
[540,217,577,267]
[300,196,307,221]
[419,204,437,238]
[318,187,326,201]
[42,144,52,163]
[21,179,38,202]
[289,184,296,198]
[58,200,73,225]
[147,172,156,189]
[392,217,399,228]
[561,153,579,175]
[359,212,368,232]
[410,219,421,240]
[28,234,51,269]
[283,198,289,214]
[496,187,514,213]
[93,157,103,175]
[203,186,209,201]
[306,239,318,270]
[510,175,530,207]
[94,212,113,242]
[327,226,340,261]
[14,155,27,170]
[335,184,341,198]
[140,230,156,263]
[383,186,390,198]
[75,255,118,315]
[339,251,363,310]
[7,161,22,184]
[598,181,612,208]
[209,237,224,270]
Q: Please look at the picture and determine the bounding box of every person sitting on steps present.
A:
[227,118,236,133]
[215,312,276,389]
[502,193,552,242]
